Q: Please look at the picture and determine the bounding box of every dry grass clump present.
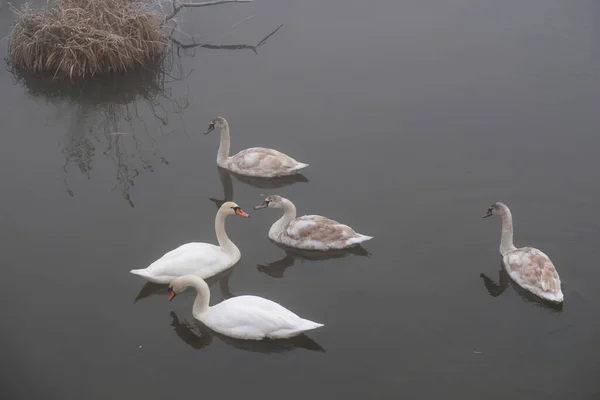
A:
[8,0,168,79]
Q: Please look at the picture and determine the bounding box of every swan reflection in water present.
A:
[209,166,308,209]
[258,241,371,278]
[169,311,325,353]
[480,261,563,312]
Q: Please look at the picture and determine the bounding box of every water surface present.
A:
[1,0,600,399]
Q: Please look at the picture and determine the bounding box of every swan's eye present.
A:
[232,206,239,211]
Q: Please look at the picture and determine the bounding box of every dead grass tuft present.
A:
[8,0,168,79]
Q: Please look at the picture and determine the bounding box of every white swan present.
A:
[204,117,309,178]
[254,195,373,250]
[483,202,563,303]
[168,275,324,340]
[130,202,249,284]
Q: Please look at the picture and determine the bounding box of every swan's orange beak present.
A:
[235,208,250,218]
[168,287,177,302]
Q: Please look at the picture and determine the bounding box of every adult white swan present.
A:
[204,117,309,178]
[482,202,563,303]
[254,195,373,250]
[130,202,249,284]
[168,275,324,340]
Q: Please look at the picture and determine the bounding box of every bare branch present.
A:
[170,24,283,56]
[166,0,253,21]
[178,0,252,8]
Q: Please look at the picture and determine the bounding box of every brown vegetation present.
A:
[8,0,167,79]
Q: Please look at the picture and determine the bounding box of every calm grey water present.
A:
[2,0,600,398]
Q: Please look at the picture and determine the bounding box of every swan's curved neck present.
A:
[183,276,211,317]
[499,210,517,255]
[271,199,297,235]
[217,125,231,167]
[216,210,239,257]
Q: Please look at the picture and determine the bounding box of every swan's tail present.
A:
[540,289,564,303]
[130,268,152,280]
[299,319,324,333]
[347,234,373,246]
[291,162,309,172]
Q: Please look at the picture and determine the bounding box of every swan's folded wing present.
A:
[147,243,231,278]
[286,215,358,242]
[231,148,299,171]
[156,243,208,262]
[505,247,561,293]
[206,295,304,337]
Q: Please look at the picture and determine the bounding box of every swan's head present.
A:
[220,201,250,217]
[482,202,509,218]
[168,276,195,302]
[254,195,284,210]
[204,116,228,135]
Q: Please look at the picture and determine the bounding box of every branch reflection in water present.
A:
[10,24,284,207]
[12,55,186,208]
[209,166,308,209]
[258,242,371,279]
[480,261,563,313]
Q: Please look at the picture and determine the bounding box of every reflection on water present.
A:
[13,58,188,207]
[169,311,325,353]
[11,24,284,207]
[134,266,236,303]
[170,311,213,349]
[210,166,309,209]
[480,262,563,312]
[209,167,235,209]
[258,241,370,278]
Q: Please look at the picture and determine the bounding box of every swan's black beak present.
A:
[204,123,215,135]
[168,287,177,302]
[482,208,493,218]
[254,201,269,210]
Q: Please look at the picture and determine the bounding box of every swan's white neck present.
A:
[270,199,297,237]
[181,276,211,318]
[499,209,517,255]
[216,124,231,167]
[216,209,240,258]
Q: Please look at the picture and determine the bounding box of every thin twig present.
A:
[166,0,252,21]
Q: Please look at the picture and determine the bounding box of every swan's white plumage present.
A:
[170,275,324,340]
[130,202,246,284]
[130,243,232,284]
[201,295,324,340]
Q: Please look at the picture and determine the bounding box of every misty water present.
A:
[2,0,600,399]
